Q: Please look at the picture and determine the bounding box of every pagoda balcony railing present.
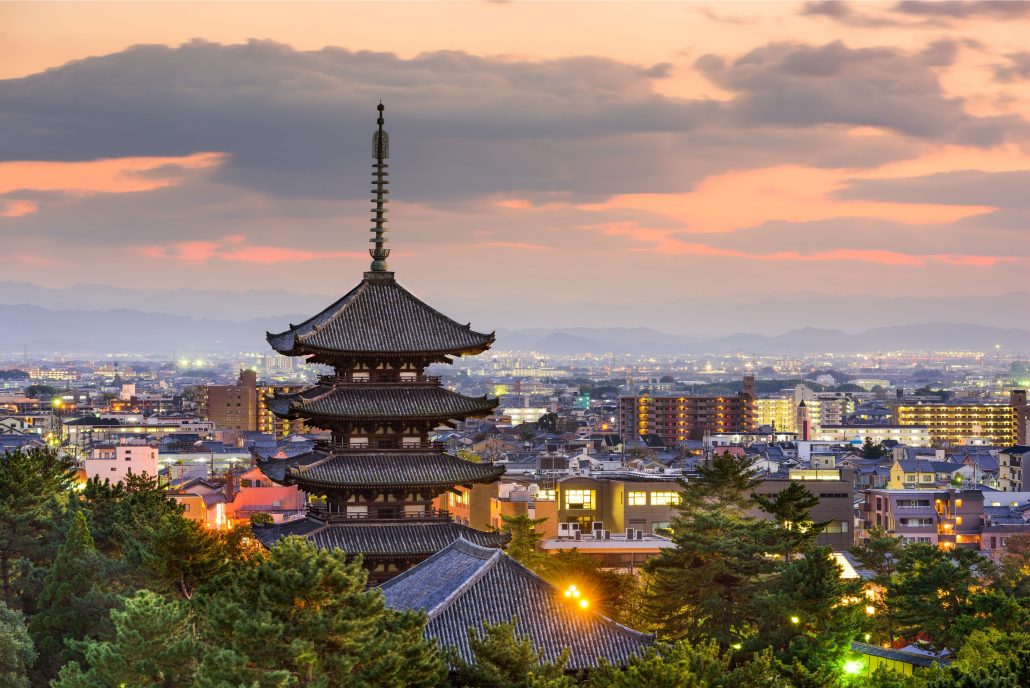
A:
[316,375,442,385]
[313,440,446,452]
[308,506,454,523]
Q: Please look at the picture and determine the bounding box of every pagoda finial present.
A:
[369,102,391,272]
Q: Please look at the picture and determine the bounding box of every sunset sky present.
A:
[4,1,1030,333]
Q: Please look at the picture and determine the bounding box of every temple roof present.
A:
[254,519,507,556]
[267,384,498,422]
[259,450,505,489]
[266,273,494,358]
[380,538,653,670]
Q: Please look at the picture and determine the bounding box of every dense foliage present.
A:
[1,446,1026,687]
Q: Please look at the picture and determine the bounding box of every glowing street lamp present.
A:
[865,605,876,616]
[563,584,589,610]
[843,659,863,676]
[789,615,800,625]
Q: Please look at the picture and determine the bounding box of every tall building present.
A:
[893,401,1019,446]
[618,375,755,446]
[255,105,507,583]
[196,369,306,437]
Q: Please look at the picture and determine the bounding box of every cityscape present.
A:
[2,2,1029,687]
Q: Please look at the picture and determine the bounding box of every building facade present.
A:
[618,376,755,446]
[196,369,306,437]
[893,402,1018,446]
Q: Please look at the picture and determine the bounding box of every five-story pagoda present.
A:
[256,104,506,584]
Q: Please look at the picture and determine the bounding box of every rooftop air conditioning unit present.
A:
[636,530,644,540]
[558,523,571,537]
[603,530,611,540]
[626,527,635,540]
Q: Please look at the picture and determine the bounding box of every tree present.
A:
[29,511,116,679]
[449,621,571,688]
[195,536,445,688]
[751,547,864,687]
[862,438,888,460]
[500,514,547,570]
[752,481,828,561]
[536,413,559,434]
[0,447,77,605]
[584,640,788,688]
[537,549,642,627]
[887,544,984,650]
[998,533,1030,597]
[134,513,240,600]
[644,453,779,644]
[77,473,183,556]
[849,526,903,643]
[53,590,199,688]
[0,602,34,688]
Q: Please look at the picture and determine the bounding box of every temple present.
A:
[255,104,507,584]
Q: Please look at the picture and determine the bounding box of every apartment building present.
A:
[84,441,159,483]
[751,467,856,550]
[618,375,755,446]
[998,445,1028,492]
[893,400,1020,447]
[813,425,931,447]
[196,369,306,437]
[860,489,985,550]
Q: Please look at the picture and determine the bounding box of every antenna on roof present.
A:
[369,102,391,272]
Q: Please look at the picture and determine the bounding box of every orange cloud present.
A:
[598,222,1016,267]
[0,199,39,218]
[483,241,552,251]
[138,236,365,264]
[582,165,994,233]
[0,152,226,198]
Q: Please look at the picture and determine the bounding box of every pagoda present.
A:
[255,104,506,584]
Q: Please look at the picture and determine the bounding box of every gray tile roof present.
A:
[267,273,494,356]
[267,384,498,422]
[254,519,507,556]
[260,450,504,489]
[850,641,949,667]
[380,538,653,670]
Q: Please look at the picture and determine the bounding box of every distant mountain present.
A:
[0,304,305,355]
[3,302,1030,357]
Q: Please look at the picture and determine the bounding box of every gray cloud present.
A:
[695,41,1025,146]
[839,170,1030,208]
[893,1,1030,19]
[994,52,1030,82]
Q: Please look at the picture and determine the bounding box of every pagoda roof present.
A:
[253,519,507,557]
[380,538,653,670]
[267,272,494,358]
[259,449,505,489]
[267,384,498,422]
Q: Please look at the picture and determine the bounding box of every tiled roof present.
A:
[267,273,494,357]
[267,384,498,422]
[380,538,653,670]
[260,450,504,488]
[850,642,949,667]
[254,519,507,556]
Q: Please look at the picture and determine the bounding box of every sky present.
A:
[3,1,1030,334]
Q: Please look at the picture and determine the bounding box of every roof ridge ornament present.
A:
[369,102,391,272]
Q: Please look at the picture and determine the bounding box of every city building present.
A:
[887,457,967,489]
[893,401,1019,446]
[813,425,931,447]
[751,468,856,550]
[754,397,797,433]
[859,489,986,549]
[195,369,306,437]
[555,472,684,535]
[84,441,158,482]
[998,445,1028,492]
[254,105,507,584]
[618,375,755,446]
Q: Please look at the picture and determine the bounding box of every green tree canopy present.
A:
[195,536,445,688]
[449,620,571,688]
[0,602,34,688]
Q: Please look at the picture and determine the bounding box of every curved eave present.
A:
[287,466,507,492]
[268,397,500,423]
[266,333,495,359]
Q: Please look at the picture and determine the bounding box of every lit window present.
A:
[627,491,647,506]
[537,489,556,501]
[564,489,594,510]
[650,491,681,506]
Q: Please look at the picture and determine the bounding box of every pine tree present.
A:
[134,512,236,600]
[29,510,114,679]
[643,452,778,644]
[752,481,829,561]
[195,536,446,688]
[750,546,864,687]
[53,589,199,688]
[849,525,903,643]
[0,601,35,688]
[449,621,572,688]
[500,513,547,569]
[0,447,77,605]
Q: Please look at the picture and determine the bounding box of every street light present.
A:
[843,659,863,676]
[789,615,800,625]
[563,584,589,610]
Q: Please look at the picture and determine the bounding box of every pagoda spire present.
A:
[369,102,391,272]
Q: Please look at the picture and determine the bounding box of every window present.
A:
[824,521,849,533]
[905,475,916,482]
[921,474,933,482]
[537,489,556,502]
[564,489,594,510]
[650,491,681,506]
[627,491,647,506]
